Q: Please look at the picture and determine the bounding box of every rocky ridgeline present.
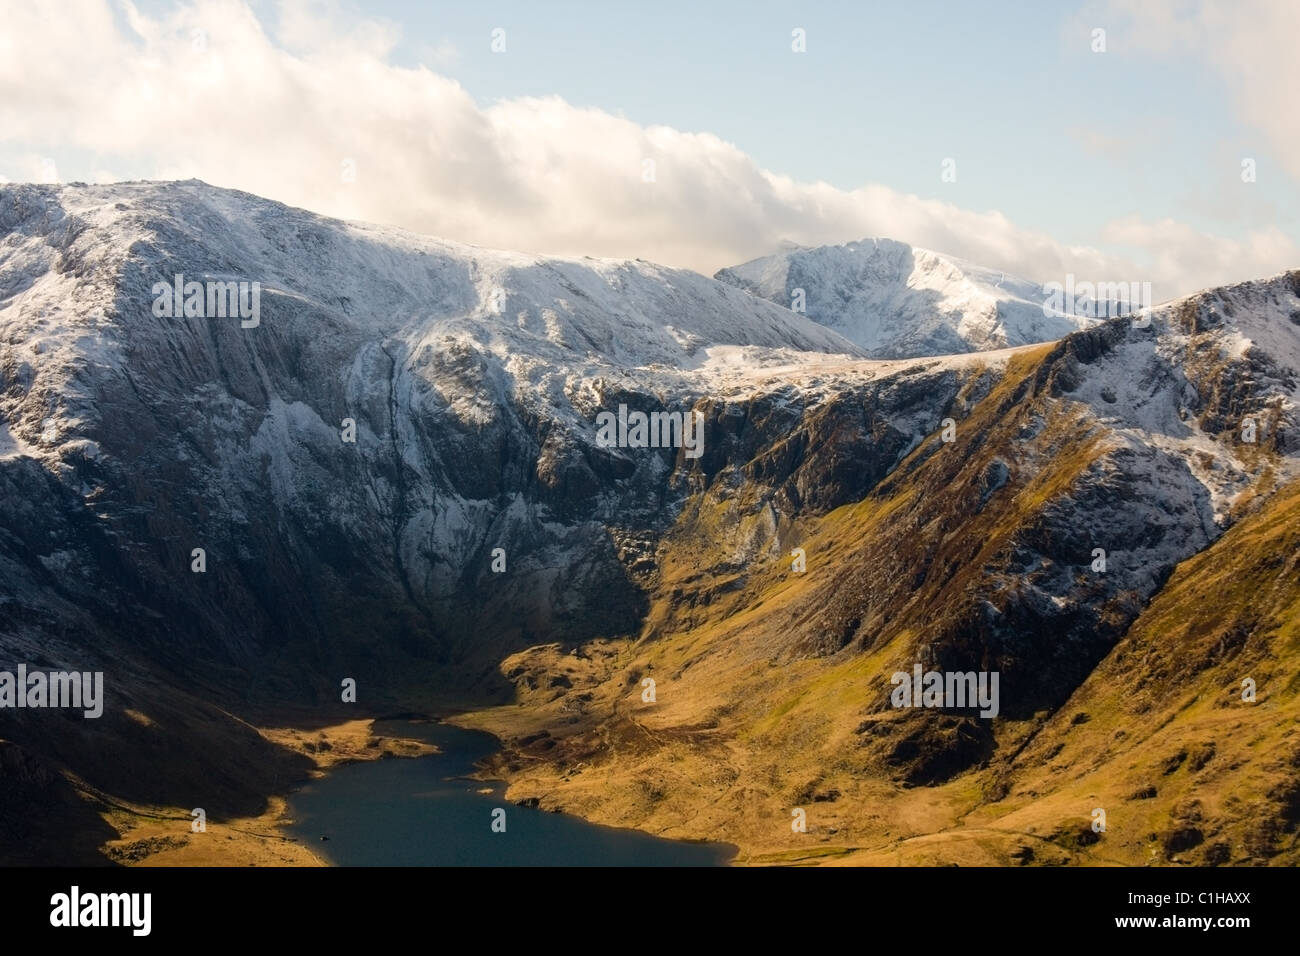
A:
[2,182,1298,828]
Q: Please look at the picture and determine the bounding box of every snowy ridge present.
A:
[2,183,1296,486]
[3,179,864,359]
[0,181,881,451]
[1063,271,1300,522]
[1,179,1299,749]
[715,237,1102,358]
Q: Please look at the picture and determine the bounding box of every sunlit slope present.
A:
[989,477,1300,866]
[464,301,1300,865]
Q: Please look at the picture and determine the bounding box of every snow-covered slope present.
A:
[1062,273,1300,523]
[3,183,1297,660]
[0,180,863,424]
[4,181,1300,864]
[715,238,1102,358]
[0,180,881,680]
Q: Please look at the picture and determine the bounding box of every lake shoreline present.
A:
[284,717,738,866]
[99,712,736,866]
[98,716,441,866]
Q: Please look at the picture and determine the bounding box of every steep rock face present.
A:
[480,278,1300,823]
[794,280,1300,732]
[0,186,1020,862]
[1,183,959,822]
[0,182,868,681]
[996,477,1300,865]
[715,238,1102,358]
[4,181,1299,864]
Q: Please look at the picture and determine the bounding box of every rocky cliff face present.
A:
[3,182,1299,864]
[464,273,1300,866]
[0,181,867,683]
[0,183,949,826]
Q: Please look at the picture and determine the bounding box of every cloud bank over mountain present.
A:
[1,0,1296,300]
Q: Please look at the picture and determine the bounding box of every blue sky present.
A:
[4,0,1298,296]
[313,0,1293,253]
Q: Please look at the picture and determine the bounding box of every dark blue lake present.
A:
[285,720,736,866]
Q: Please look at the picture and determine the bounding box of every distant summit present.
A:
[716,237,1101,358]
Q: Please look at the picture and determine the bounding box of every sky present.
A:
[1,0,1298,301]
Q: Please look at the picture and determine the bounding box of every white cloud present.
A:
[0,0,1293,302]
[1091,0,1300,182]
[0,154,61,184]
[1102,215,1297,290]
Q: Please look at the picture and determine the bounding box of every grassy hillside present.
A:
[459,342,1300,866]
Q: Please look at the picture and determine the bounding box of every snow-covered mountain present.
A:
[2,181,1297,685]
[0,180,863,431]
[0,181,897,694]
[3,181,1300,864]
[715,238,1103,358]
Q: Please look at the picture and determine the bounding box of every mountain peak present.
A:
[0,181,865,379]
[715,237,1099,358]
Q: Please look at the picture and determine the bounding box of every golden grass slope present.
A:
[460,344,1300,866]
